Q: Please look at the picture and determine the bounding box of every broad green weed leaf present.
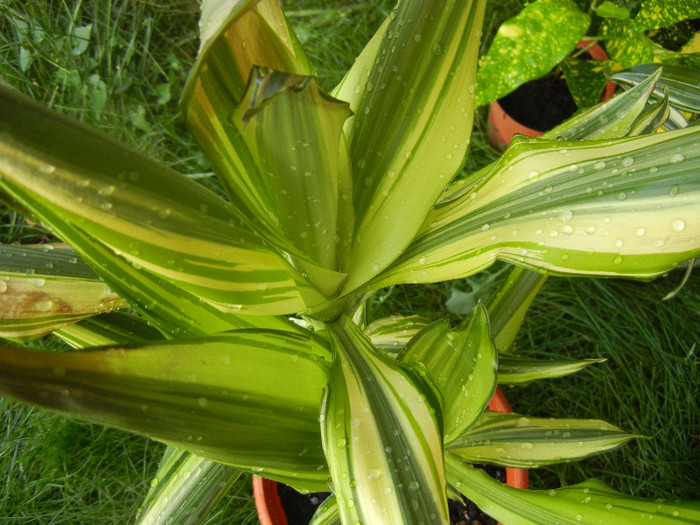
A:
[632,0,700,32]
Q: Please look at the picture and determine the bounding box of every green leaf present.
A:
[632,0,700,32]
[229,67,353,278]
[363,314,430,353]
[183,0,332,263]
[0,330,331,491]
[544,68,662,141]
[367,127,700,289]
[310,494,340,525]
[446,455,700,524]
[475,0,590,107]
[136,447,241,525]
[498,355,605,384]
[322,316,448,524]
[483,266,546,353]
[334,0,487,293]
[595,1,630,20]
[0,85,325,317]
[561,56,613,109]
[55,311,164,348]
[447,411,636,468]
[612,64,700,113]
[603,21,655,68]
[399,304,497,444]
[70,24,92,55]
[0,244,127,341]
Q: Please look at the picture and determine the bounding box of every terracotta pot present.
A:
[254,386,528,524]
[487,39,617,151]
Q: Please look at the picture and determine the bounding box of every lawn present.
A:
[0,0,698,522]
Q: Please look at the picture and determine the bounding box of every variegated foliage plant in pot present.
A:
[476,0,699,150]
[0,1,699,524]
[254,387,529,525]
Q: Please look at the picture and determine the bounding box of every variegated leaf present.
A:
[0,85,326,316]
[334,0,487,293]
[184,0,352,272]
[498,355,605,385]
[631,0,700,32]
[229,67,352,279]
[399,304,497,444]
[322,315,448,524]
[484,266,546,353]
[440,72,661,207]
[367,126,700,289]
[55,311,163,348]
[475,0,590,107]
[136,447,241,525]
[446,455,700,525]
[0,330,331,491]
[447,411,637,468]
[0,244,126,341]
[364,314,430,353]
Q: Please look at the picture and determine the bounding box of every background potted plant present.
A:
[0,0,699,524]
[477,0,700,149]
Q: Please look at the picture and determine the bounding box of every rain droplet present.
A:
[672,219,685,232]
[670,153,684,164]
[368,469,382,480]
[197,397,208,408]
[481,224,490,232]
[431,42,444,56]
[635,227,646,236]
[613,255,623,265]
[560,210,573,222]
[35,300,53,312]
[0,281,6,293]
[621,157,634,167]
[669,185,679,196]
[594,161,606,169]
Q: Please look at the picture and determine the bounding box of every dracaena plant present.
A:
[0,1,699,524]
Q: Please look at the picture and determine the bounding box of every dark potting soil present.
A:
[498,74,578,132]
[277,465,505,525]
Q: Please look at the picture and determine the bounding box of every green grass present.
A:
[0,0,698,522]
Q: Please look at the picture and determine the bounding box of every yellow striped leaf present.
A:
[0,330,331,491]
[335,0,487,293]
[322,315,448,524]
[447,411,637,468]
[369,127,700,289]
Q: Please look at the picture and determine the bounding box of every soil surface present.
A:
[277,465,505,525]
[498,74,578,131]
